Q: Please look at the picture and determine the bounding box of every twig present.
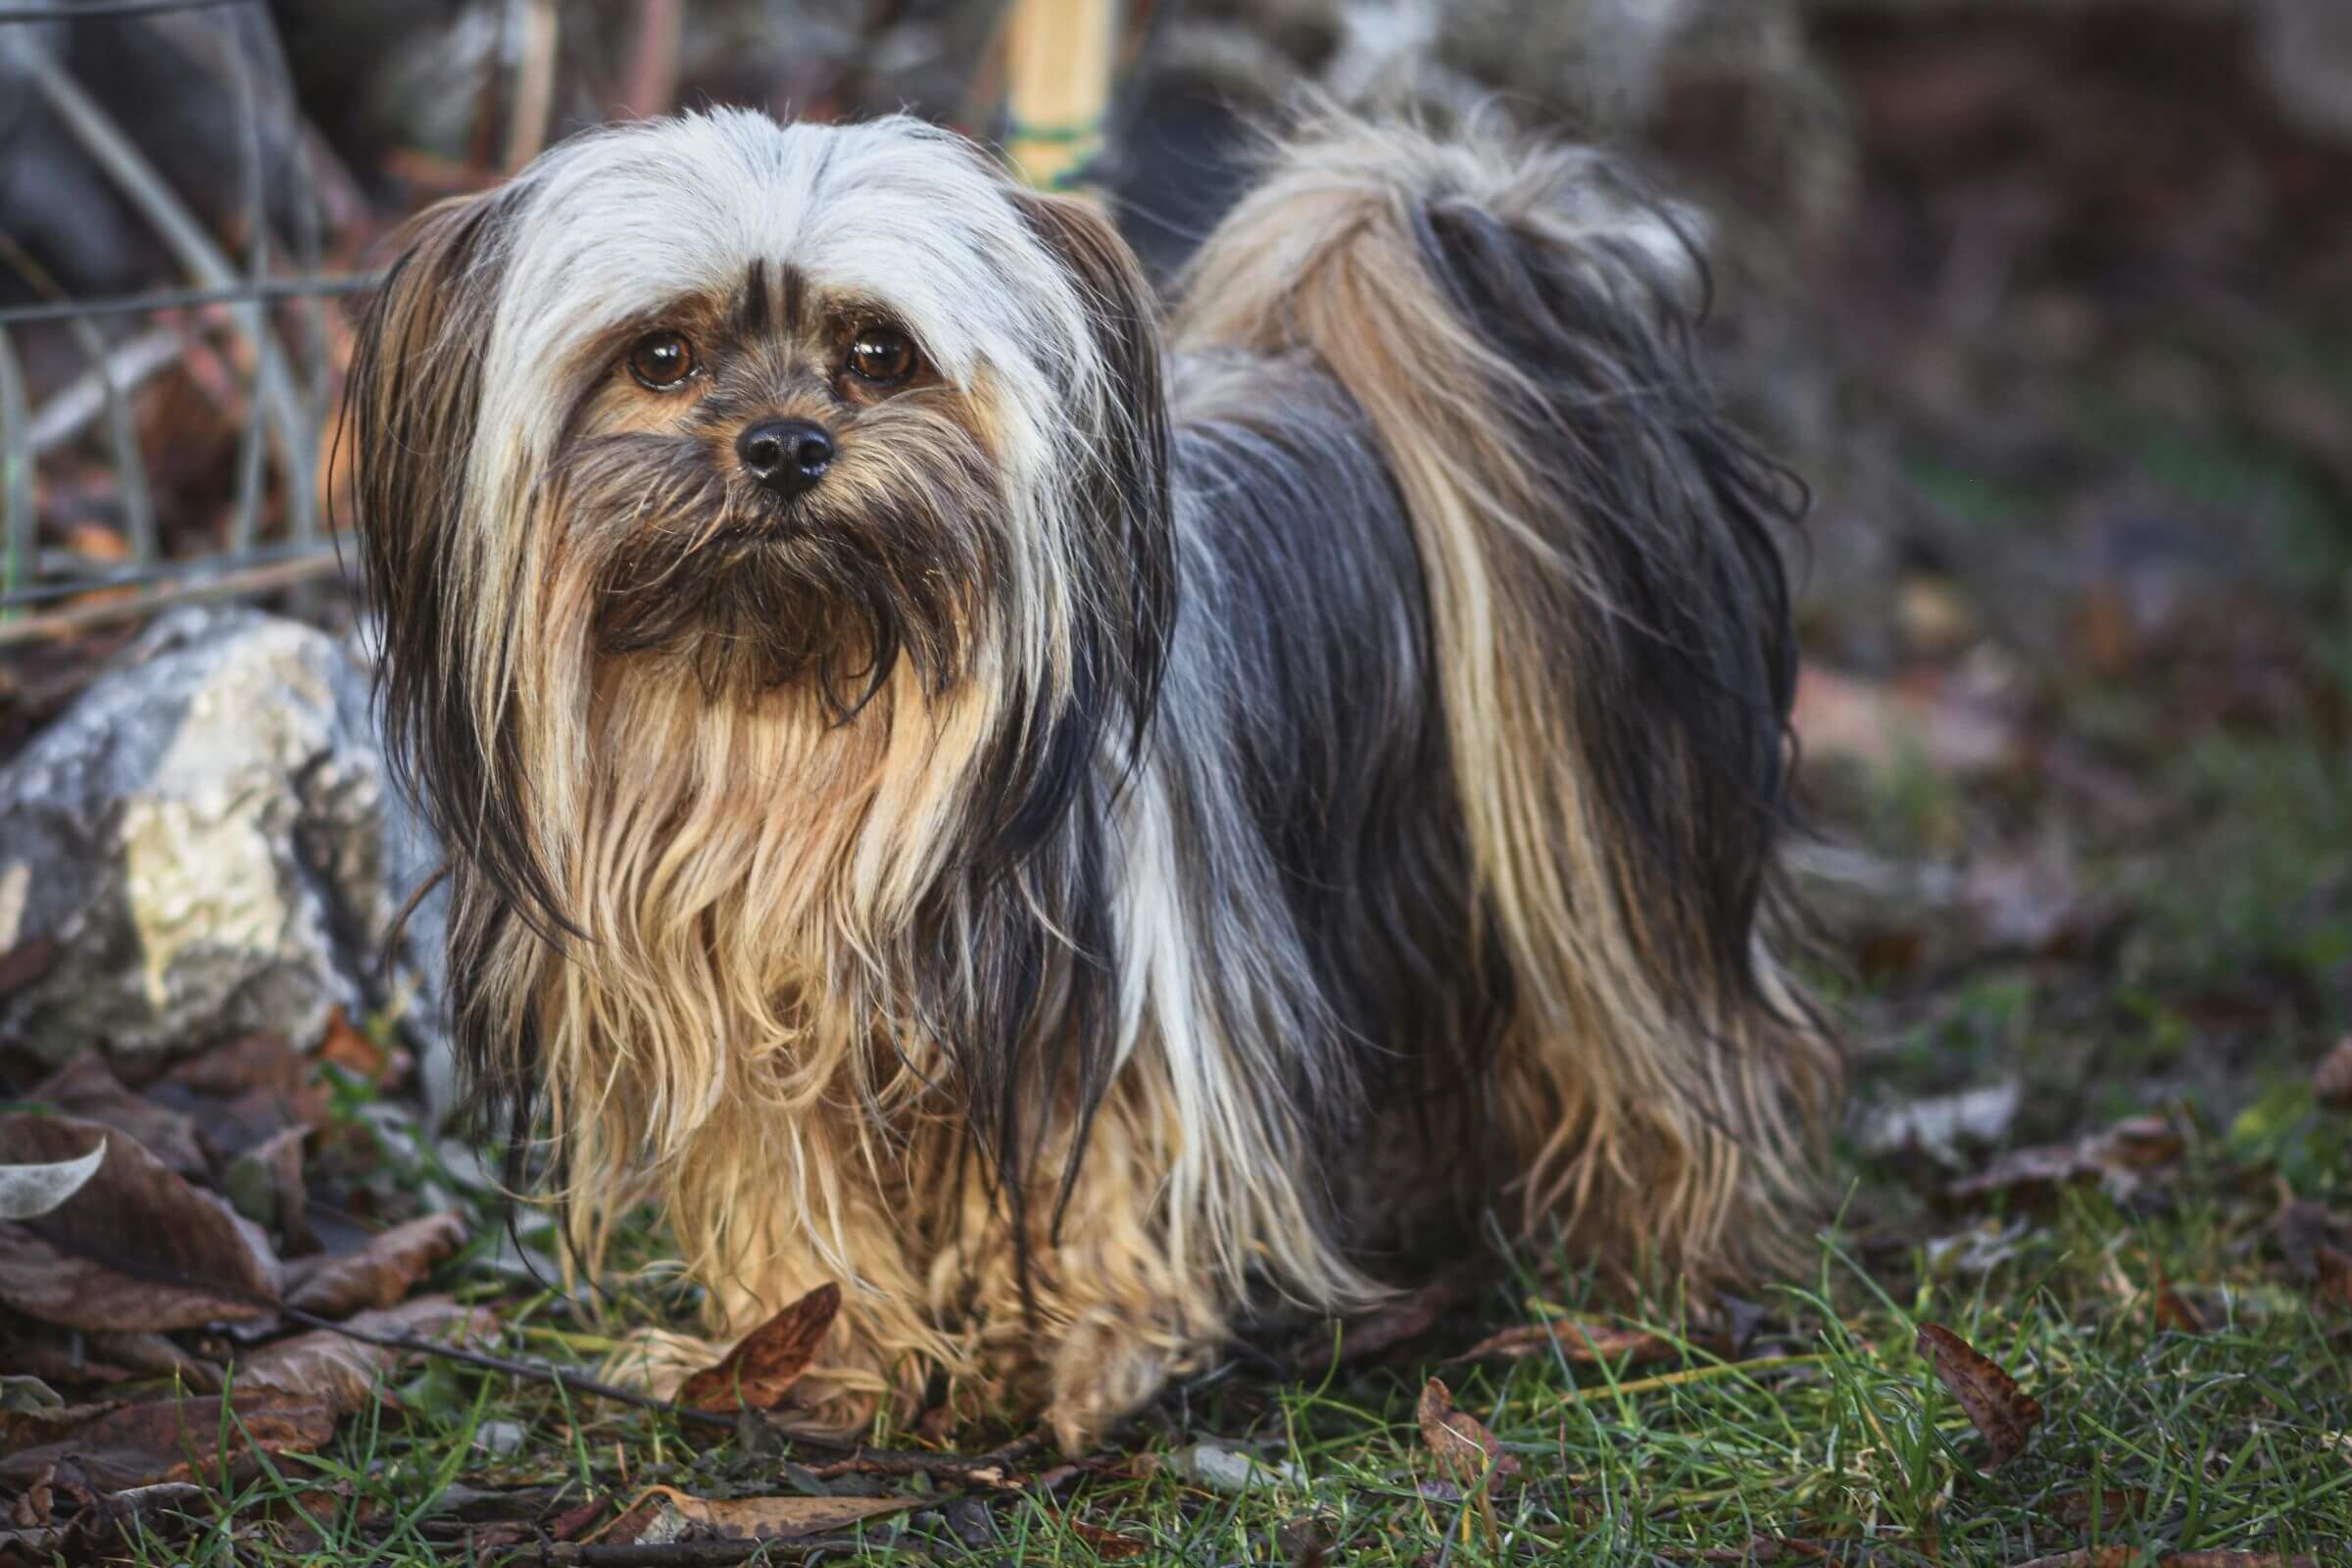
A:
[0,275,380,328]
[1552,1352,1830,1404]
[0,549,343,646]
[270,1302,754,1437]
[804,1428,1049,1488]
[511,1540,866,1567]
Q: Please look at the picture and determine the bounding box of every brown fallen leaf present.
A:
[1308,1275,1474,1371]
[0,1114,279,1331]
[1415,1377,1518,1489]
[26,1054,207,1177]
[677,1282,841,1411]
[2015,1556,2318,1568]
[2046,1488,2148,1531]
[1917,1322,2041,1468]
[1064,1518,1150,1559]
[280,1210,466,1316]
[151,1033,331,1161]
[234,1296,496,1413]
[317,1005,399,1087]
[2314,1244,2352,1309]
[1945,1115,2184,1212]
[1464,1313,1683,1365]
[596,1485,916,1546]
[0,1137,106,1221]
[2316,1035,2352,1111]
[0,1391,337,1492]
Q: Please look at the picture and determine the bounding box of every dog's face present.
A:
[349,113,1172,920]
[353,109,1166,710]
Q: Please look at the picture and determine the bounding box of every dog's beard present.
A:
[564,426,1002,712]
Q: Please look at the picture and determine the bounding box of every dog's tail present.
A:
[1172,111,1838,1282]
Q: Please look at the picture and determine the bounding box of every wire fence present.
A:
[0,0,361,635]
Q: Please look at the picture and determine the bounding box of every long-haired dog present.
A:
[348,106,1838,1448]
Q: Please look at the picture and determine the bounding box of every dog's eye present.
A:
[847,327,915,384]
[627,331,697,390]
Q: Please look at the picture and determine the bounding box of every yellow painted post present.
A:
[1002,0,1117,194]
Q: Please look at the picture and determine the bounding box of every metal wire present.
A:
[0,0,257,24]
[0,274,381,327]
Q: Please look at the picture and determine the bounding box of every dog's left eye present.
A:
[627,331,697,390]
[847,327,915,384]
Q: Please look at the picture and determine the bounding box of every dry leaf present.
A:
[280,1210,466,1316]
[0,1114,279,1331]
[26,1054,207,1177]
[234,1296,496,1413]
[2016,1557,2318,1568]
[2046,1488,2148,1530]
[1464,1314,1681,1365]
[1945,1115,2183,1211]
[599,1485,915,1545]
[2316,1035,2352,1111]
[678,1282,841,1410]
[1415,1377,1519,1488]
[317,1005,408,1089]
[2314,1243,2352,1309]
[1064,1518,1150,1559]
[0,1392,337,1492]
[1916,1322,2041,1467]
[0,1137,106,1221]
[1307,1276,1472,1371]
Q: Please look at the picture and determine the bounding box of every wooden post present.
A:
[1002,0,1117,194]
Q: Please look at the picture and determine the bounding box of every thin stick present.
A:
[0,550,343,646]
[510,1541,863,1567]
[1553,1352,1830,1405]
[0,327,30,621]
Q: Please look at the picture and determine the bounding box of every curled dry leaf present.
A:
[27,1054,207,1177]
[280,1209,466,1316]
[1916,1322,2042,1468]
[2316,1035,2352,1111]
[234,1295,497,1413]
[1415,1377,1519,1489]
[1464,1313,1683,1365]
[597,1485,916,1546]
[0,1135,106,1221]
[0,1113,279,1330]
[1945,1114,2183,1212]
[1302,1274,1473,1372]
[677,1282,841,1410]
[1064,1518,1150,1559]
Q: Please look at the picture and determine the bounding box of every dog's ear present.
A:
[345,188,569,938]
[1009,189,1174,725]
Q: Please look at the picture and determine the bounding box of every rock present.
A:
[0,608,449,1111]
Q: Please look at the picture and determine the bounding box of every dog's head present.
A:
[347,112,1172,926]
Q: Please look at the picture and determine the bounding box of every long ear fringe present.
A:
[1172,109,1840,1283]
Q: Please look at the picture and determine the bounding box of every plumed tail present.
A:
[1172,111,1838,1281]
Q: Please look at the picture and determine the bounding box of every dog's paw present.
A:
[1044,1310,1172,1452]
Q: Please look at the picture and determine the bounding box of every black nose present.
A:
[736,418,834,498]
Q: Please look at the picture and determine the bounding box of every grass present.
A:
[111,1175,2352,1564]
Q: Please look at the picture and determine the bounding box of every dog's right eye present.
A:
[627,331,697,390]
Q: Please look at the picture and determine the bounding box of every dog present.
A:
[347,105,1838,1449]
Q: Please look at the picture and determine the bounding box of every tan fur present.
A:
[1172,114,1838,1283]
